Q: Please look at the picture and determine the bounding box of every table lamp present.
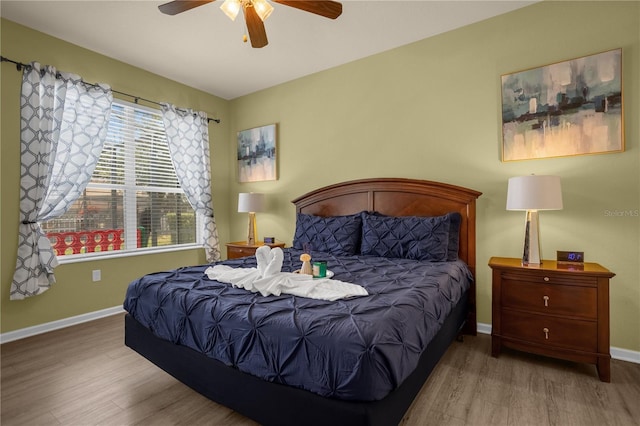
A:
[506,175,563,266]
[238,192,265,245]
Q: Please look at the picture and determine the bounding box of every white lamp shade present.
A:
[238,193,266,213]
[506,175,563,211]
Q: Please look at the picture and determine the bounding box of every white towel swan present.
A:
[204,246,368,301]
[257,245,284,278]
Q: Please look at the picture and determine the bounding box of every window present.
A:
[44,100,199,258]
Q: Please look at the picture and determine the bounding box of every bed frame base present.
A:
[125,292,468,426]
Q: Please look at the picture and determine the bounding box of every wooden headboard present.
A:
[292,178,482,334]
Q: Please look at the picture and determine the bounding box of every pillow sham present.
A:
[292,213,362,256]
[360,213,450,261]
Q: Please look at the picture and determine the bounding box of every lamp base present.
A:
[522,210,541,266]
[247,212,257,245]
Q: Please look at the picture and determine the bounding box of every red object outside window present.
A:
[47,229,142,256]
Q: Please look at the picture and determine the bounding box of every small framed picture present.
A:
[237,123,277,182]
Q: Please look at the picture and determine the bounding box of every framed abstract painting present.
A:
[501,49,623,161]
[237,124,277,182]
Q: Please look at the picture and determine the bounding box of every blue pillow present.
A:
[360,213,450,261]
[446,212,462,261]
[292,213,362,256]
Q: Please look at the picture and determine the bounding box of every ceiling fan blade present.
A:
[158,0,216,16]
[273,1,342,19]
[244,4,269,48]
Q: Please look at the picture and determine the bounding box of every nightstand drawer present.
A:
[229,246,260,258]
[502,279,597,319]
[502,310,597,352]
[226,241,286,259]
[501,270,597,286]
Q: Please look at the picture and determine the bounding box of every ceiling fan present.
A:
[158,0,343,48]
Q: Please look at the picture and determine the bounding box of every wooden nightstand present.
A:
[489,256,615,382]
[226,241,286,259]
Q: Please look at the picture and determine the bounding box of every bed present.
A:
[124,178,481,426]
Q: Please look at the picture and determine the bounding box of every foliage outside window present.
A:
[43,100,199,257]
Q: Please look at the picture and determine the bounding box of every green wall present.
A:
[0,19,231,332]
[2,1,639,353]
[228,1,639,352]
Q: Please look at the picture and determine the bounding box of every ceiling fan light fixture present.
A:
[220,0,241,21]
[252,0,273,22]
[159,0,343,49]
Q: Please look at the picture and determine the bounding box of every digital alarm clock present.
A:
[557,250,584,264]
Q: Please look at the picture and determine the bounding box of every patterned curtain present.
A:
[11,63,113,300]
[161,104,220,262]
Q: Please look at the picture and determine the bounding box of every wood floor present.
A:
[2,313,639,426]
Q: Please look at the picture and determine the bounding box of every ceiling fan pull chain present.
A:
[242,11,249,43]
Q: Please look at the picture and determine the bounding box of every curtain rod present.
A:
[0,56,221,124]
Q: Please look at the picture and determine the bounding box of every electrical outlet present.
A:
[92,270,101,282]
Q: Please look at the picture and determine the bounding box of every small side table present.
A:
[226,241,286,259]
[489,256,615,382]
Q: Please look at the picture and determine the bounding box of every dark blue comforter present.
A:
[123,249,472,401]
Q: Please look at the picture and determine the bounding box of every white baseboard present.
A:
[609,346,640,364]
[476,322,639,364]
[2,312,638,364]
[0,306,124,344]
[477,322,492,336]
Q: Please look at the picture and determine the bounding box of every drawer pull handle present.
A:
[543,295,549,307]
[543,327,549,339]
[543,276,550,282]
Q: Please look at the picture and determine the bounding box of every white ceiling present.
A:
[1,0,537,100]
